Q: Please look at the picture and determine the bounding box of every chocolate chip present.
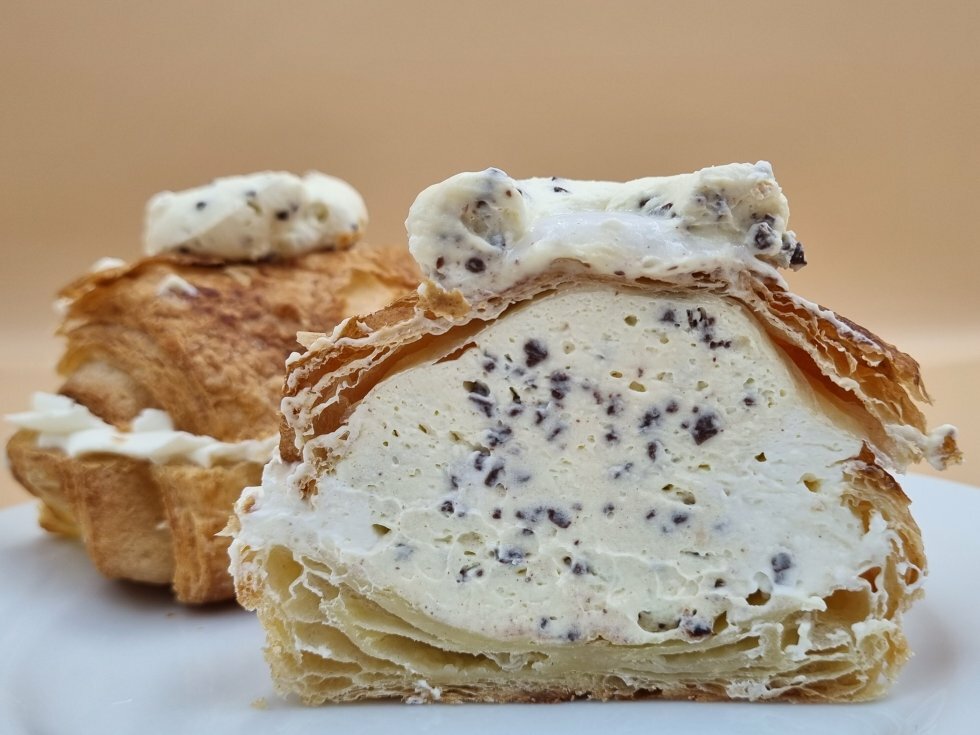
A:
[491,508,502,520]
[639,408,661,430]
[275,209,291,221]
[435,256,445,269]
[439,500,455,515]
[539,617,549,629]
[606,394,623,416]
[665,400,679,413]
[195,200,207,210]
[465,257,486,273]
[449,475,460,489]
[752,222,778,250]
[566,628,581,642]
[714,578,726,588]
[547,507,572,529]
[553,186,569,193]
[468,395,494,417]
[682,618,713,638]
[771,552,793,584]
[671,511,689,525]
[638,197,651,208]
[645,509,657,520]
[660,308,676,324]
[486,425,512,447]
[603,502,615,517]
[549,371,570,400]
[691,413,721,445]
[604,429,619,443]
[473,451,489,471]
[484,463,504,486]
[464,380,490,396]
[496,547,525,565]
[646,441,660,461]
[743,396,756,407]
[524,339,549,367]
[790,242,807,267]
[546,425,564,441]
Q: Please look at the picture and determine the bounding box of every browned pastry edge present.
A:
[6,244,420,603]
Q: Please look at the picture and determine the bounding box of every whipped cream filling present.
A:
[7,392,276,468]
[407,162,804,301]
[144,171,368,261]
[236,288,898,647]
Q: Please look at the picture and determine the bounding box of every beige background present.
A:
[1,1,977,508]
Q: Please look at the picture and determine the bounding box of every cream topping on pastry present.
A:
[144,171,368,261]
[7,392,276,467]
[407,162,805,301]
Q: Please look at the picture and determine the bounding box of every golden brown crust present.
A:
[6,244,420,603]
[58,245,420,441]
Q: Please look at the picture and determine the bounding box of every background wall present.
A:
[1,0,977,507]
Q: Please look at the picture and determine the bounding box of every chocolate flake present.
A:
[646,441,660,461]
[484,463,504,487]
[771,552,793,584]
[639,408,661,430]
[439,500,455,515]
[465,257,486,273]
[496,547,525,565]
[524,339,549,367]
[547,507,572,529]
[691,413,721,445]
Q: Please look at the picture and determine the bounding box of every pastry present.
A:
[6,171,419,603]
[230,162,959,702]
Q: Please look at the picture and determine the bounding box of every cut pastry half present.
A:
[230,163,959,701]
[6,171,419,603]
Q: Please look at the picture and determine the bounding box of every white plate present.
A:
[1,474,976,734]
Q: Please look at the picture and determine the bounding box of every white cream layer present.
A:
[235,288,899,646]
[407,162,805,301]
[144,171,368,261]
[7,392,276,468]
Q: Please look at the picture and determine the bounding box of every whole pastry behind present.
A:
[231,163,959,702]
[6,171,420,604]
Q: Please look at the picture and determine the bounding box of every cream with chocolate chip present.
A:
[407,162,805,301]
[230,162,959,704]
[145,171,367,261]
[240,287,887,647]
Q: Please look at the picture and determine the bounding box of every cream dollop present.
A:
[407,162,804,301]
[7,392,276,468]
[144,171,368,261]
